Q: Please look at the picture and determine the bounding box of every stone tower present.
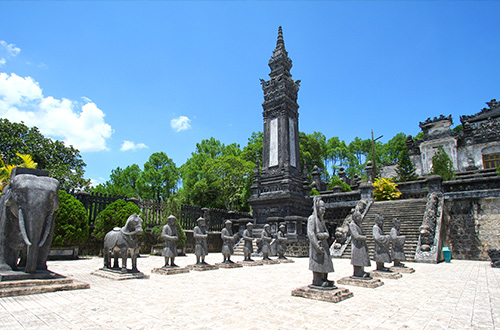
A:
[248,26,312,225]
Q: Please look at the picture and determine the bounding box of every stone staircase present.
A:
[233,238,260,256]
[340,198,427,262]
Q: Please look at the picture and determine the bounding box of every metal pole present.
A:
[371,130,377,180]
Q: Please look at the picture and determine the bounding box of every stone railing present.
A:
[397,179,430,199]
[319,190,361,205]
[444,176,500,193]
[414,192,445,263]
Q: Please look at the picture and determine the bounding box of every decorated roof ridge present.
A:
[419,114,453,127]
[460,99,500,124]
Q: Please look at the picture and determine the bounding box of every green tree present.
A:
[197,155,254,211]
[348,137,371,166]
[92,164,142,198]
[138,152,180,201]
[430,146,455,181]
[325,137,349,177]
[380,133,407,164]
[299,131,327,179]
[347,137,371,177]
[0,119,90,190]
[242,131,263,167]
[395,149,418,182]
[180,138,241,206]
[53,190,89,247]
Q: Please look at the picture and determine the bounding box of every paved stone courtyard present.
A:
[0,255,498,330]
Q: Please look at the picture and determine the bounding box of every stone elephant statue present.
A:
[0,168,60,273]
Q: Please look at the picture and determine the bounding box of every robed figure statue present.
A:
[193,217,209,265]
[373,214,391,271]
[307,197,335,288]
[390,218,406,267]
[349,210,371,278]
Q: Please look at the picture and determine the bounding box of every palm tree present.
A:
[0,153,37,194]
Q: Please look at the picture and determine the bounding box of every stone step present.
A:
[0,278,90,298]
[233,239,260,256]
[339,198,427,262]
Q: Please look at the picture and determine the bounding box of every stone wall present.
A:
[444,197,500,260]
[476,198,500,257]
[286,241,308,257]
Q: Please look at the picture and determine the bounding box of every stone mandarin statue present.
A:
[349,210,371,278]
[193,217,209,265]
[277,224,288,259]
[307,197,335,288]
[242,222,255,261]
[373,214,392,271]
[162,215,179,268]
[390,218,406,267]
[261,224,273,261]
[221,220,237,263]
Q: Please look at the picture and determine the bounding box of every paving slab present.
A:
[0,255,498,329]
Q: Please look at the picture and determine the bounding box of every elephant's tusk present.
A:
[38,213,53,248]
[18,209,32,246]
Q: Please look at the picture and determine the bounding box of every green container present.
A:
[442,246,451,263]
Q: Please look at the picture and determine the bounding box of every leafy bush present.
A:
[310,188,320,196]
[497,166,500,176]
[92,199,142,240]
[52,190,89,247]
[373,178,402,201]
[430,146,455,181]
[328,177,352,192]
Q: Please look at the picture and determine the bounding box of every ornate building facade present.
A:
[248,27,311,225]
[407,99,500,176]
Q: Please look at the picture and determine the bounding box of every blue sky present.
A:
[1,1,500,185]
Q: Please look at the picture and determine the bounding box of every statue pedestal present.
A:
[390,266,415,274]
[237,260,263,266]
[337,276,384,288]
[151,267,190,275]
[262,259,279,265]
[370,270,403,279]
[215,262,243,269]
[187,264,219,271]
[291,285,353,303]
[277,258,295,264]
[0,271,89,298]
[91,268,149,280]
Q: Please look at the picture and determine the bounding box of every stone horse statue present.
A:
[103,214,143,272]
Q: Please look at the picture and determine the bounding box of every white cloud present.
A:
[0,40,21,57]
[0,58,5,67]
[170,115,191,132]
[120,140,149,152]
[0,72,113,152]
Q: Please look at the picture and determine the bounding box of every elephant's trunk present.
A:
[19,208,39,273]
[19,208,53,273]
[25,244,39,273]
